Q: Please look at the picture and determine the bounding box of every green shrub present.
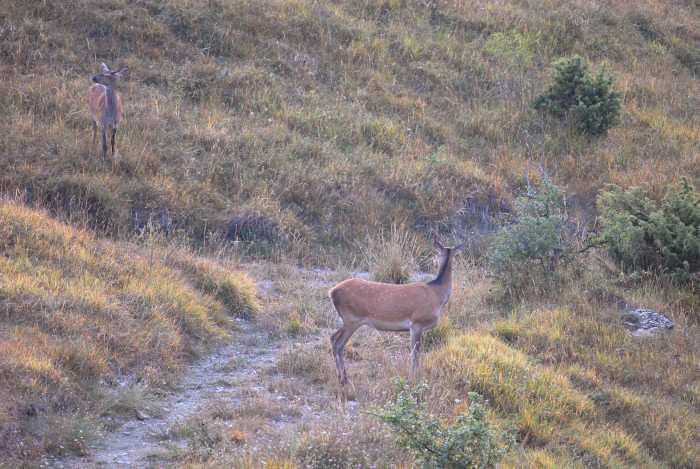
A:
[597,179,700,284]
[488,179,581,293]
[534,55,586,117]
[534,55,623,135]
[374,378,511,469]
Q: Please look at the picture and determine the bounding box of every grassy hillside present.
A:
[1,0,699,467]
[0,199,260,462]
[2,0,697,259]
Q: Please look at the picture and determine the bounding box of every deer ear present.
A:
[101,62,111,72]
[115,67,129,76]
[453,242,467,255]
[433,236,444,252]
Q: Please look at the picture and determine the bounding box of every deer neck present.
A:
[427,253,454,307]
[104,83,119,116]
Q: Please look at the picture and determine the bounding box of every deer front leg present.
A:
[111,127,117,157]
[409,325,424,381]
[101,127,108,164]
[331,323,360,385]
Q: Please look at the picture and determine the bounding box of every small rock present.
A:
[620,308,675,336]
[346,400,359,415]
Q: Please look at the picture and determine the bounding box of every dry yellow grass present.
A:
[0,199,260,461]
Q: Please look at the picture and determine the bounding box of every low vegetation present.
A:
[597,179,700,286]
[373,378,511,468]
[534,55,623,136]
[361,223,426,285]
[488,178,586,296]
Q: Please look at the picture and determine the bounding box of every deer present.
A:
[88,61,129,164]
[329,237,465,385]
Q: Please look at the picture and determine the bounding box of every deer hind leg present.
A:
[92,121,97,148]
[330,322,360,385]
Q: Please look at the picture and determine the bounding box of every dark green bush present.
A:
[597,179,700,284]
[534,55,623,135]
[534,55,587,117]
[374,379,510,469]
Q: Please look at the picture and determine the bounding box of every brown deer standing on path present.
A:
[88,62,129,164]
[329,237,465,385]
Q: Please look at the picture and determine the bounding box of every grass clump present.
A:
[199,265,261,318]
[163,252,262,318]
[428,331,595,445]
[273,345,332,384]
[361,223,425,284]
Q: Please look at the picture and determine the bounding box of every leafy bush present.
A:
[534,55,623,135]
[374,378,510,469]
[597,179,700,284]
[488,178,582,293]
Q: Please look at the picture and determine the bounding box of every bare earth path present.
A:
[49,266,347,469]
[49,319,282,468]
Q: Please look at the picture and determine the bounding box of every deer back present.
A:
[330,278,441,326]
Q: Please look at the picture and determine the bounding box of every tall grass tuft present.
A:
[360,223,424,284]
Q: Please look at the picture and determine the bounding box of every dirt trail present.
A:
[48,266,354,468]
[52,318,288,468]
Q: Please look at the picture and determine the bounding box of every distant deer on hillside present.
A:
[88,61,129,164]
[329,237,465,385]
